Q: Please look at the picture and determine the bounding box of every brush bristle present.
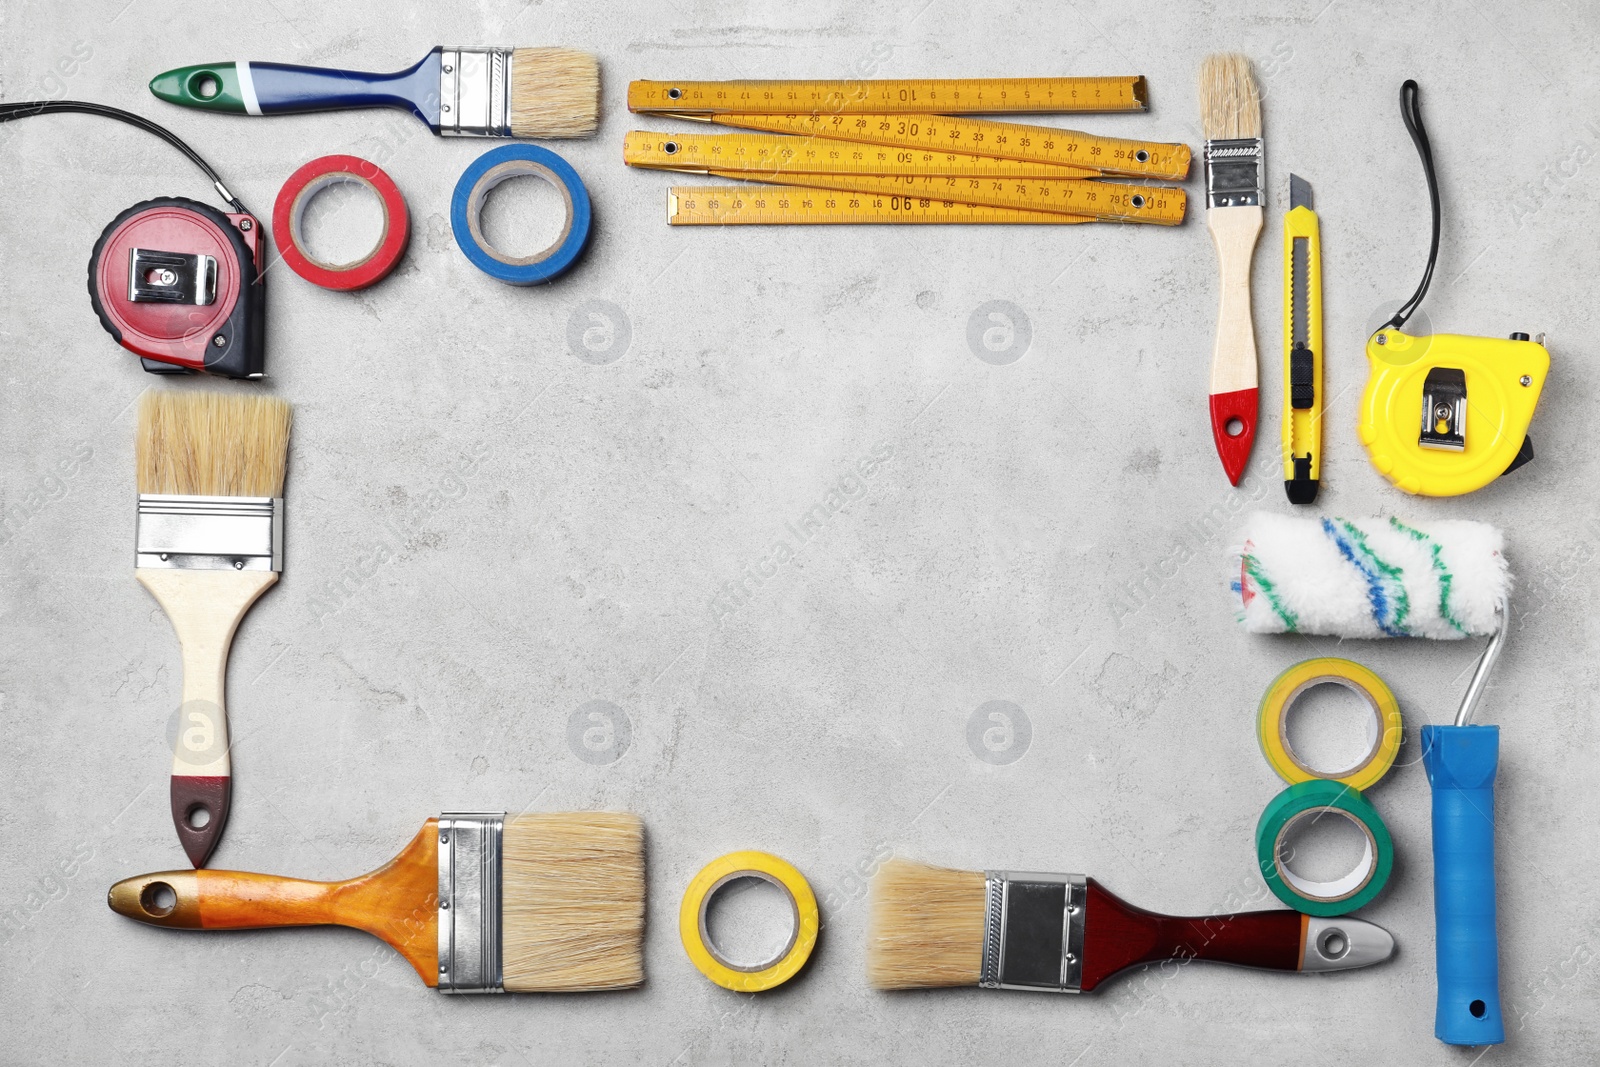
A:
[135,390,291,497]
[1198,53,1261,141]
[501,812,644,992]
[510,47,599,139]
[867,859,985,990]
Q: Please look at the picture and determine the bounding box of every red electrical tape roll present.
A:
[272,155,409,290]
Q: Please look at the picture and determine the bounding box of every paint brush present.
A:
[148,47,599,139]
[135,389,291,867]
[868,859,1394,992]
[1199,53,1264,486]
[109,811,645,993]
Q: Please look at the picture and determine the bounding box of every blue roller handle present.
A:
[1422,724,1504,1046]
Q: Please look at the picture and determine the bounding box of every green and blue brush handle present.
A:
[150,53,440,126]
[1423,724,1504,1046]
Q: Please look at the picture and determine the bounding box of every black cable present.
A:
[0,99,247,214]
[1385,79,1440,330]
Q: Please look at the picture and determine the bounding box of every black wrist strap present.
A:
[0,99,246,214]
[1385,79,1440,331]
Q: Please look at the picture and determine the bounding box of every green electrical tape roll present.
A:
[1256,780,1393,917]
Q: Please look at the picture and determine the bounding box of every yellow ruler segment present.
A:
[698,168,1184,225]
[695,111,1190,180]
[623,130,1103,179]
[667,186,1095,225]
[629,77,1148,115]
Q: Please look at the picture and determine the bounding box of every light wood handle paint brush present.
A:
[135,390,291,867]
[868,860,1394,992]
[1199,53,1264,486]
[108,812,645,993]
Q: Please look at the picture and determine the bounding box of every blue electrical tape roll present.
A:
[450,145,591,285]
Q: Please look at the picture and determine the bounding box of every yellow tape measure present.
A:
[628,77,1149,115]
[624,130,1102,179]
[693,111,1190,181]
[668,186,1093,225]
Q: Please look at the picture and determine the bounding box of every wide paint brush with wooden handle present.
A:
[869,859,1394,992]
[109,811,644,993]
[1199,53,1264,486]
[135,390,291,867]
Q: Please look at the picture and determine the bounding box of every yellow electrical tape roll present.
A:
[679,850,819,992]
[1257,658,1402,791]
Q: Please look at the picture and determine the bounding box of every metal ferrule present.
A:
[1204,137,1264,208]
[979,871,1087,993]
[135,495,282,571]
[437,812,504,994]
[437,48,511,136]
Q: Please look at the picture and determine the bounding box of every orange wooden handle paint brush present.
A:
[109,811,645,993]
[1199,54,1264,486]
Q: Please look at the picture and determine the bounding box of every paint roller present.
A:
[1235,513,1511,1047]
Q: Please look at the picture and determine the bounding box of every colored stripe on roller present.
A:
[1257,658,1402,791]
[679,850,818,992]
[272,155,410,291]
[1256,780,1393,917]
[450,144,592,285]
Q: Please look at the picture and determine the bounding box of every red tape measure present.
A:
[87,197,266,378]
[273,155,410,291]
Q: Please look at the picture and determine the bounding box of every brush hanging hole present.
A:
[141,881,177,917]
[1470,999,1487,1018]
[700,872,800,973]
[191,73,221,100]
[185,804,211,830]
[1225,417,1245,437]
[1317,928,1349,960]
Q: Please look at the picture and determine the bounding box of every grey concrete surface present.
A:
[3,1,1599,1063]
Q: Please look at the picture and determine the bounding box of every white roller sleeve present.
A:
[1234,513,1509,639]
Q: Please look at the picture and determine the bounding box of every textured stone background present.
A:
[3,1,1598,1063]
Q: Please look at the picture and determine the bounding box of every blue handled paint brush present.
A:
[149,47,598,139]
[1235,513,1513,1047]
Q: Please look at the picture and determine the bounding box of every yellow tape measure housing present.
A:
[1359,329,1549,496]
[679,850,820,992]
[629,77,1149,115]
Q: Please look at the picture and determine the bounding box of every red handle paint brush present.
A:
[1200,53,1264,486]
[869,860,1393,992]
